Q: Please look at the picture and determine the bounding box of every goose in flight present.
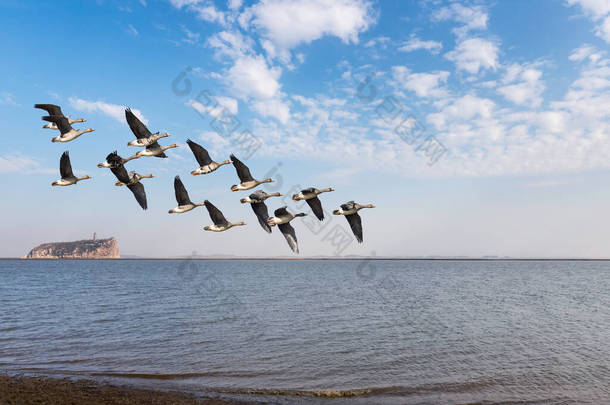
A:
[230,154,273,191]
[42,116,94,142]
[125,108,170,147]
[240,190,282,233]
[267,207,307,253]
[169,175,205,213]
[203,200,246,232]
[34,104,86,129]
[292,187,334,221]
[97,151,140,168]
[127,141,178,159]
[187,139,231,175]
[333,201,375,243]
[52,151,91,186]
[107,155,151,210]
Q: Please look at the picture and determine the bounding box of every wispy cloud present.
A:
[68,98,147,124]
[127,24,139,36]
[398,35,442,54]
[0,92,18,106]
[0,154,54,174]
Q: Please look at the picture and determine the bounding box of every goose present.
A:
[187,139,231,175]
[52,151,91,186]
[114,172,154,187]
[267,207,307,253]
[34,104,86,129]
[42,116,94,142]
[203,200,246,232]
[97,151,140,168]
[169,175,205,213]
[240,190,282,233]
[107,157,150,210]
[292,187,334,221]
[230,154,273,191]
[125,107,170,147]
[333,201,375,243]
[127,142,178,159]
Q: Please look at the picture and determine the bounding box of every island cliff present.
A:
[25,237,120,259]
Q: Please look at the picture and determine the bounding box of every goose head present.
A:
[240,197,252,203]
[97,162,110,168]
[51,136,61,143]
[80,128,95,134]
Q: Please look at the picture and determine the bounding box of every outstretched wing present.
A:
[230,154,254,182]
[187,139,213,166]
[251,202,271,233]
[345,213,363,243]
[35,104,63,116]
[110,163,130,184]
[278,223,299,253]
[42,115,71,134]
[274,206,289,217]
[306,196,324,221]
[204,200,229,226]
[59,151,73,179]
[127,182,148,210]
[125,107,152,139]
[174,175,192,206]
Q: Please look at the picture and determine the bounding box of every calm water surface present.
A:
[0,259,609,404]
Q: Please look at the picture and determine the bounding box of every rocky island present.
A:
[25,235,119,259]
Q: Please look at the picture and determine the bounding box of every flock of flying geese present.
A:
[34,103,375,253]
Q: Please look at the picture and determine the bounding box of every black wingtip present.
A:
[174,175,180,180]
[230,153,237,160]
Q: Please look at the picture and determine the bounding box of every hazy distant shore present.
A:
[0,375,256,405]
[4,257,610,261]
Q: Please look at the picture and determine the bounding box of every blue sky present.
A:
[2,0,610,258]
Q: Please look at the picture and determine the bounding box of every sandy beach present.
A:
[0,375,254,405]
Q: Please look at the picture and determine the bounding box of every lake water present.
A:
[1,259,609,404]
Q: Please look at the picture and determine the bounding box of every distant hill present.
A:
[25,237,119,259]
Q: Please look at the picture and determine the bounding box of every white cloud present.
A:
[364,36,390,48]
[497,63,545,107]
[445,37,499,75]
[68,98,147,124]
[225,55,290,122]
[228,0,242,10]
[227,55,282,100]
[252,98,290,124]
[188,95,238,117]
[243,0,375,63]
[0,154,53,174]
[169,0,227,26]
[433,3,488,38]
[569,44,604,63]
[181,25,200,44]
[567,0,610,43]
[207,30,254,60]
[398,35,442,54]
[567,0,610,17]
[392,66,450,98]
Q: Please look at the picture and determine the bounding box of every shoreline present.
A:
[0,375,257,405]
[4,257,610,261]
